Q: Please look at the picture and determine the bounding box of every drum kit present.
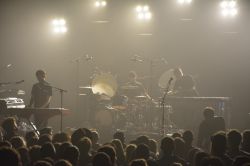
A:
[80,70,177,131]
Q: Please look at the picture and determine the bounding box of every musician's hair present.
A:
[36,70,46,77]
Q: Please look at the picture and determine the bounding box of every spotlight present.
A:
[51,18,67,34]
[135,5,152,21]
[177,0,192,5]
[220,0,238,17]
[94,0,107,8]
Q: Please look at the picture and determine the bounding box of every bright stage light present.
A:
[94,0,107,8]
[135,5,152,21]
[220,0,238,18]
[177,0,192,5]
[51,18,67,34]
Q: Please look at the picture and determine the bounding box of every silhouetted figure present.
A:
[29,70,52,129]
[193,151,209,166]
[201,156,224,166]
[10,136,26,149]
[227,129,250,159]
[197,107,225,151]
[113,131,126,148]
[33,160,52,166]
[38,134,52,146]
[55,159,73,166]
[0,147,21,166]
[17,146,31,166]
[40,142,56,160]
[182,130,195,160]
[92,152,112,166]
[91,130,102,151]
[210,132,233,166]
[78,137,92,166]
[231,156,250,166]
[62,145,79,166]
[125,144,137,165]
[242,130,250,153]
[98,145,117,166]
[112,139,126,166]
[29,145,42,165]
[174,137,186,159]
[1,117,18,140]
[130,159,148,166]
[157,136,186,166]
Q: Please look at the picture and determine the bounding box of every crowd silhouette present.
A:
[0,107,249,166]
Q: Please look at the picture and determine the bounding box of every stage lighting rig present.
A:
[51,18,67,34]
[220,0,238,17]
[94,0,107,8]
[135,5,152,21]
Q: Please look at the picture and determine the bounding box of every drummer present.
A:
[122,71,148,99]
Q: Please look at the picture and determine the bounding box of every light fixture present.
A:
[135,5,152,21]
[220,0,238,17]
[51,18,67,34]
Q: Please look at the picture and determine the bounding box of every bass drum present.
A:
[94,109,113,127]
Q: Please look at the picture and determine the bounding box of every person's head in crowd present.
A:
[57,142,72,159]
[25,131,39,141]
[211,132,227,155]
[172,132,182,138]
[93,152,112,166]
[33,160,52,166]
[113,131,125,146]
[227,129,242,150]
[0,147,21,166]
[42,157,54,165]
[0,129,3,141]
[161,136,175,155]
[136,135,149,146]
[77,137,92,155]
[148,139,157,154]
[174,137,185,158]
[130,159,148,166]
[40,142,56,159]
[55,159,73,166]
[0,140,12,148]
[18,146,31,166]
[203,107,215,120]
[242,130,250,153]
[201,156,224,166]
[27,136,38,147]
[39,127,53,136]
[29,145,42,164]
[183,130,194,146]
[38,134,52,146]
[187,148,201,165]
[171,163,183,166]
[71,128,86,145]
[193,151,209,166]
[111,139,125,161]
[134,143,150,160]
[126,144,137,163]
[10,136,26,149]
[53,142,61,158]
[53,132,70,143]
[1,117,18,140]
[62,145,79,166]
[232,156,250,166]
[91,130,100,144]
[98,145,117,165]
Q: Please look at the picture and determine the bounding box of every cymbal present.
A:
[79,86,92,89]
[158,69,176,89]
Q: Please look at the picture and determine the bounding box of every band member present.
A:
[124,71,147,98]
[29,70,52,129]
[172,67,198,97]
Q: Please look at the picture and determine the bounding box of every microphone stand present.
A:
[161,78,173,137]
[49,85,67,132]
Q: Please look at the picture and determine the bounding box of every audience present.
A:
[0,106,249,166]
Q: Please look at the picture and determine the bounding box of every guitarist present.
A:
[28,70,52,129]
